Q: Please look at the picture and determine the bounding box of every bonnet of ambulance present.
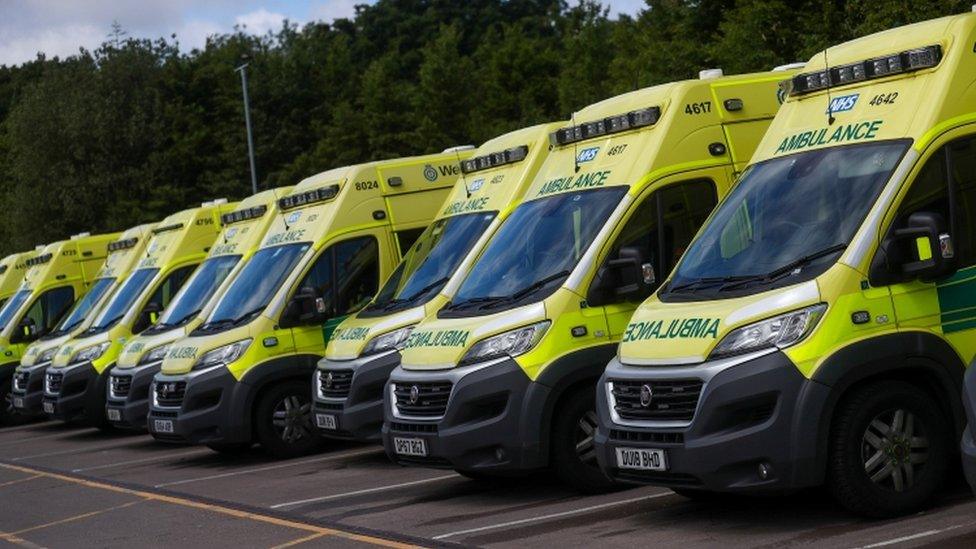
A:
[20,224,156,369]
[618,15,969,368]
[398,84,700,372]
[51,205,224,371]
[326,123,565,361]
[159,169,356,377]
[115,189,291,371]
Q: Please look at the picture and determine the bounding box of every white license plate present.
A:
[315,413,337,430]
[393,437,428,457]
[153,419,174,434]
[107,408,122,422]
[43,401,54,414]
[615,447,667,471]
[12,397,23,409]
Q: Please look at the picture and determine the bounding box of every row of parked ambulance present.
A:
[3,11,976,519]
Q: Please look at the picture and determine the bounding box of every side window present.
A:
[296,236,379,318]
[605,179,717,293]
[396,228,425,257]
[146,265,196,310]
[895,135,976,267]
[15,286,74,342]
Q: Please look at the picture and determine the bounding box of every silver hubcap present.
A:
[575,410,599,466]
[272,395,313,444]
[861,408,928,492]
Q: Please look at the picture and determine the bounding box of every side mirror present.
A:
[19,317,38,340]
[280,287,329,328]
[587,246,657,307]
[144,302,162,325]
[870,211,956,285]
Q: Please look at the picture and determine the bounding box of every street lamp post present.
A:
[235,61,258,195]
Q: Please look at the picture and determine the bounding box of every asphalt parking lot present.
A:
[0,420,975,548]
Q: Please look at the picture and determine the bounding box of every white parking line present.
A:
[856,524,966,548]
[0,421,58,433]
[432,491,675,540]
[0,430,93,447]
[270,474,459,509]
[11,440,139,461]
[153,447,381,488]
[71,448,211,472]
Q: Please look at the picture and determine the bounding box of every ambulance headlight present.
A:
[361,325,415,356]
[710,304,826,359]
[459,321,550,366]
[192,339,251,371]
[140,344,171,365]
[37,347,58,364]
[72,342,111,363]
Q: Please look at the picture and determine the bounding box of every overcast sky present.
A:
[0,1,647,67]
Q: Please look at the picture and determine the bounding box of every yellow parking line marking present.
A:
[0,463,420,549]
[271,532,327,549]
[13,500,144,535]
[0,474,41,488]
[0,530,45,548]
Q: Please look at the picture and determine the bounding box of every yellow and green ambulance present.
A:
[0,232,119,423]
[106,188,291,430]
[149,150,471,458]
[595,11,976,517]
[0,252,34,309]
[10,224,155,417]
[383,69,793,490]
[43,201,234,428]
[315,123,562,442]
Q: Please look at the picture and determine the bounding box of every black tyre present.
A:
[253,380,323,459]
[827,380,950,518]
[207,442,253,455]
[0,378,12,426]
[550,385,617,493]
[84,374,113,432]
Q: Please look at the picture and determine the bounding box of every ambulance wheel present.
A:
[254,381,323,459]
[551,385,617,493]
[0,379,12,425]
[827,381,950,518]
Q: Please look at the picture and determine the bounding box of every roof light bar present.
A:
[550,107,660,147]
[278,185,339,211]
[108,237,139,252]
[152,223,185,235]
[460,145,529,174]
[25,253,53,267]
[221,205,268,226]
[791,44,942,96]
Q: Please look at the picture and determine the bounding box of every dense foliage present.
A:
[0,0,966,253]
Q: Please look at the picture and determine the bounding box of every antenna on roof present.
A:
[824,47,836,126]
[455,149,471,199]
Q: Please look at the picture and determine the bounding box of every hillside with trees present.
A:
[0,0,965,253]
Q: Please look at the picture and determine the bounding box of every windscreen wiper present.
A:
[444,296,508,311]
[667,275,754,294]
[720,243,848,291]
[506,270,572,303]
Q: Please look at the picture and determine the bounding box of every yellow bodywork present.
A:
[0,252,33,307]
[114,188,293,371]
[50,201,235,375]
[19,224,157,368]
[399,70,793,376]
[0,232,120,366]
[325,122,565,361]
[620,12,976,375]
[160,150,473,378]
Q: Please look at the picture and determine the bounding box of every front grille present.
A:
[609,429,684,445]
[110,375,132,399]
[45,371,64,395]
[314,402,343,411]
[610,379,703,421]
[13,371,29,392]
[390,421,438,433]
[318,369,353,399]
[393,381,452,417]
[154,380,186,408]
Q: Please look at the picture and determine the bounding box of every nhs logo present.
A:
[827,94,859,114]
[576,147,600,163]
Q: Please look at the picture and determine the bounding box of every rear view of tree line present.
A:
[0,0,966,253]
